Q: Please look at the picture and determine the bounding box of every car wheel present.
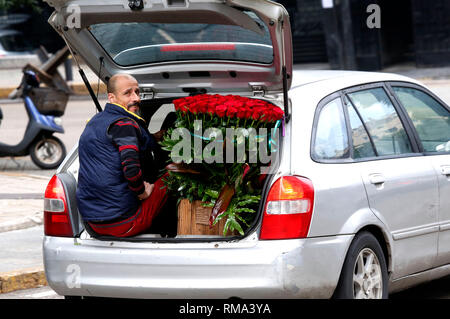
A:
[333,231,388,299]
[29,136,66,169]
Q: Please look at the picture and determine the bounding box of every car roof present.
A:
[290,69,421,91]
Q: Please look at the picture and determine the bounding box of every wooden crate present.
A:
[177,199,231,236]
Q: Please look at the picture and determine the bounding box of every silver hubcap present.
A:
[353,248,383,299]
[35,139,62,165]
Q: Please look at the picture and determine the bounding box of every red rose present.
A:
[226,106,238,118]
[173,98,183,111]
[197,101,208,114]
[189,102,199,114]
[174,100,189,113]
[237,106,249,119]
[215,104,227,117]
[251,109,262,120]
[265,108,275,122]
[244,107,253,119]
[181,103,190,113]
[207,102,217,114]
[272,107,284,121]
[246,99,266,108]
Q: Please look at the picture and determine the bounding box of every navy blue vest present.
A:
[76,103,156,222]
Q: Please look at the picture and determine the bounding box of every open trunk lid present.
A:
[44,0,292,95]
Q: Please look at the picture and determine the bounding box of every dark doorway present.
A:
[278,0,329,64]
[350,0,414,70]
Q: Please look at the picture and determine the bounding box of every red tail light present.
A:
[44,175,73,237]
[260,176,314,240]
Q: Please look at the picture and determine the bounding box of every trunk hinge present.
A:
[140,87,155,100]
[251,85,266,97]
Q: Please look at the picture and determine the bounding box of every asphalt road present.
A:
[0,97,105,157]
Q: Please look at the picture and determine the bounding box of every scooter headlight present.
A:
[53,117,63,126]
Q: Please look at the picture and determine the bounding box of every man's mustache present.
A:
[127,101,140,108]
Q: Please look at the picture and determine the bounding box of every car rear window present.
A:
[89,11,273,66]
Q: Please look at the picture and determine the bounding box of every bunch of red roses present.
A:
[173,94,284,123]
[163,94,283,236]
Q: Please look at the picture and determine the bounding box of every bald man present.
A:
[76,73,168,237]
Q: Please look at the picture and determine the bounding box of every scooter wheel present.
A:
[29,136,67,169]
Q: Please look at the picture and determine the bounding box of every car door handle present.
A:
[369,173,385,185]
[441,165,450,176]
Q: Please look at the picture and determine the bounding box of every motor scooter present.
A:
[0,70,66,169]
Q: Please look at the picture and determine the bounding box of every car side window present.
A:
[313,98,349,160]
[392,86,450,153]
[347,88,413,156]
[346,103,376,159]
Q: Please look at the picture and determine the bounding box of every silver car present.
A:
[42,0,450,299]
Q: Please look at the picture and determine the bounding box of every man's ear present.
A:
[107,93,115,103]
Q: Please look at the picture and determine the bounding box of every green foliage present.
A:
[161,104,280,236]
[207,193,260,236]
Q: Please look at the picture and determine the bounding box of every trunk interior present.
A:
[61,94,284,243]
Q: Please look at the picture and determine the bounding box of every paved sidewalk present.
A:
[0,226,47,293]
[0,171,51,233]
[0,169,52,294]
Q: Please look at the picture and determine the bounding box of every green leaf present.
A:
[234,208,255,213]
[223,217,232,236]
[213,212,227,226]
[235,214,250,227]
[229,217,244,235]
[204,189,219,199]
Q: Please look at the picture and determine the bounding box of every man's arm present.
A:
[109,119,152,200]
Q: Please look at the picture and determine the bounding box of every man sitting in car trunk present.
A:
[76,73,169,237]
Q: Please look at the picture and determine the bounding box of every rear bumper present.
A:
[43,233,353,299]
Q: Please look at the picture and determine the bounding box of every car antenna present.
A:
[60,35,103,113]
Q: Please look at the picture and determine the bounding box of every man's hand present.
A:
[138,182,154,201]
[152,129,166,142]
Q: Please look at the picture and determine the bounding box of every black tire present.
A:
[29,136,66,169]
[333,231,388,299]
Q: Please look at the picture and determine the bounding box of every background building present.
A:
[1,0,449,71]
[278,0,450,70]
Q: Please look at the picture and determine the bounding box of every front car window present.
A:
[313,98,349,160]
[89,11,273,66]
[347,88,413,156]
[392,87,450,153]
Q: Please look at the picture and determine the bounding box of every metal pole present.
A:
[64,57,73,82]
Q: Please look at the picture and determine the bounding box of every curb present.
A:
[0,267,47,294]
[0,82,106,99]
[0,213,43,233]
